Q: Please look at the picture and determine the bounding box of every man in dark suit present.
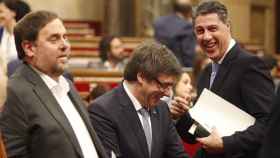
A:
[153,0,196,67]
[170,1,274,158]
[258,87,280,158]
[0,11,108,158]
[88,41,189,158]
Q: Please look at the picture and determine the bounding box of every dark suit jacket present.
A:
[154,14,196,67]
[177,44,274,158]
[258,87,280,158]
[88,84,189,158]
[0,63,108,158]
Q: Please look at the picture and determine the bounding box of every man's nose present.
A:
[162,88,172,97]
[60,39,71,51]
[203,30,212,40]
[189,84,193,91]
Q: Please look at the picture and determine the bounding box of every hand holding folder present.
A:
[189,89,255,137]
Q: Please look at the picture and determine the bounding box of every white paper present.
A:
[189,88,255,137]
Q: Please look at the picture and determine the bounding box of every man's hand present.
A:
[196,127,224,154]
[169,95,192,119]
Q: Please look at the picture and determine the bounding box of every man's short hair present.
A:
[193,1,228,24]
[14,10,58,60]
[124,40,182,81]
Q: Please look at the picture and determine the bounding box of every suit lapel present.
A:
[117,85,150,158]
[150,108,160,158]
[211,44,239,92]
[68,85,108,158]
[210,64,230,92]
[21,64,83,157]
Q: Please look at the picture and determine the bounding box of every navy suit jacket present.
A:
[177,44,274,158]
[154,14,196,67]
[88,84,189,158]
[0,63,108,158]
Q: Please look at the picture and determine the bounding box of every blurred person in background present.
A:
[0,0,30,76]
[154,0,196,67]
[88,35,128,71]
[169,70,194,119]
[0,0,30,62]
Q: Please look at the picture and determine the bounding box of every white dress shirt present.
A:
[216,38,236,64]
[123,81,152,134]
[38,71,99,158]
[0,28,18,62]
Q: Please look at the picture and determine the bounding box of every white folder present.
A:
[189,88,255,137]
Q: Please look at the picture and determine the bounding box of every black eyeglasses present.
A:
[153,78,174,91]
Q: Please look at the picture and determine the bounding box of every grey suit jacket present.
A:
[177,44,274,158]
[0,63,108,158]
[88,84,189,158]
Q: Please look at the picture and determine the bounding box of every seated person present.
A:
[88,36,128,71]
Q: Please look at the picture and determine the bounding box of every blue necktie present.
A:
[210,63,219,88]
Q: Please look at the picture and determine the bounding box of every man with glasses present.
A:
[88,40,190,158]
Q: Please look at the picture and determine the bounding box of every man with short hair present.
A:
[154,0,196,67]
[171,1,274,158]
[88,40,189,158]
[0,10,108,158]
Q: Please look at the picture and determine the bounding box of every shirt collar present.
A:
[123,81,143,111]
[216,38,236,64]
[32,66,70,94]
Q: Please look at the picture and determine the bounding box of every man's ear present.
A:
[226,20,231,29]
[21,41,35,58]
[137,72,145,85]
